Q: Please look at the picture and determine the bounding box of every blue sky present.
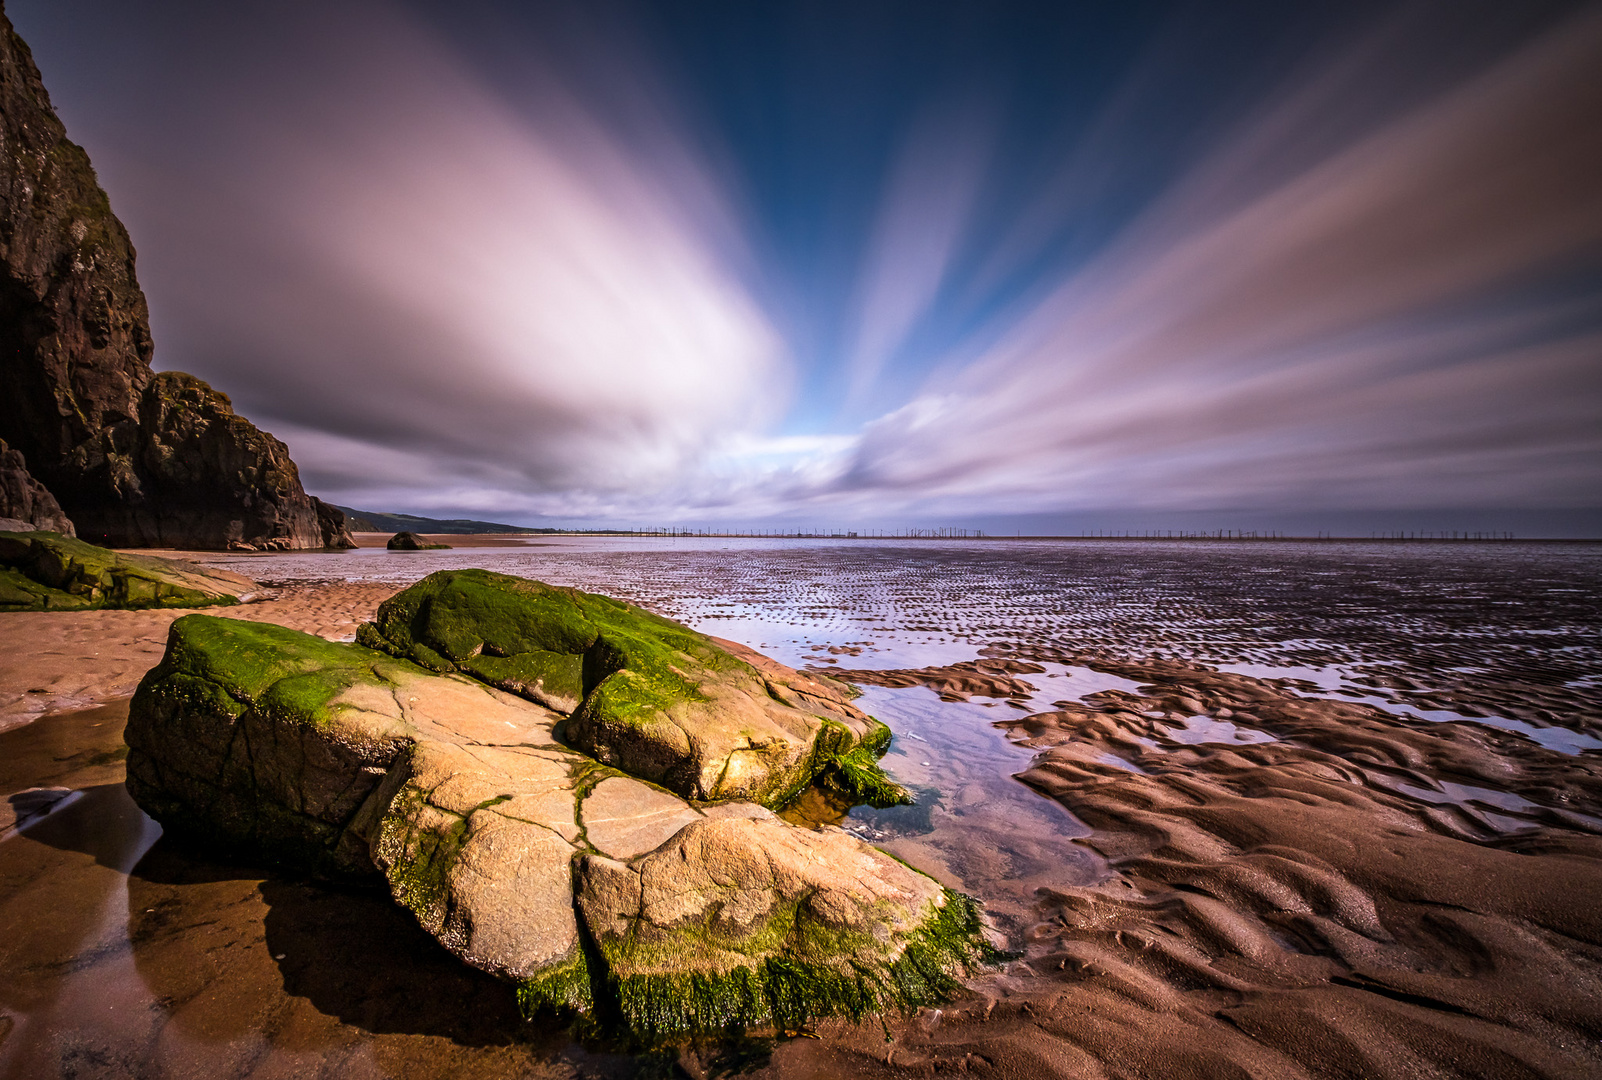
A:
[11,0,1602,533]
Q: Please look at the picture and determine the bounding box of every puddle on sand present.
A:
[835,685,1110,941]
[1223,658,1602,755]
[1161,714,1278,747]
[0,705,634,1080]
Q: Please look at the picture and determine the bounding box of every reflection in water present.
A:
[847,685,1107,933]
[0,782,163,1080]
[0,709,635,1079]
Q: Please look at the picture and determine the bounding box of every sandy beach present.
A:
[2,542,1600,1079]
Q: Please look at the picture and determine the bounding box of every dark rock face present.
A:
[387,531,426,550]
[0,438,72,534]
[314,497,356,549]
[0,10,330,550]
[124,371,322,550]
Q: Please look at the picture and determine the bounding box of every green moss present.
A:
[460,649,584,705]
[378,787,470,926]
[362,569,606,662]
[407,642,454,673]
[517,948,595,1015]
[821,746,913,809]
[0,564,91,610]
[158,615,396,706]
[359,570,735,724]
[597,890,989,1040]
[858,720,893,756]
[759,718,906,812]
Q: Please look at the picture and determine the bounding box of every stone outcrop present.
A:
[0,437,72,534]
[126,578,982,1038]
[126,616,569,879]
[356,570,910,808]
[317,499,356,549]
[0,10,339,550]
[386,530,446,550]
[0,528,257,610]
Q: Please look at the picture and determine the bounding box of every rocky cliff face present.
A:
[0,437,72,533]
[0,7,347,550]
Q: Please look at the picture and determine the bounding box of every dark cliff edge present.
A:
[0,6,352,551]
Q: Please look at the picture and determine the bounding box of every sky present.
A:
[10,0,1602,535]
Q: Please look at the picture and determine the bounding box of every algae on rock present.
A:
[576,816,987,1038]
[0,529,256,611]
[357,569,910,809]
[126,615,567,879]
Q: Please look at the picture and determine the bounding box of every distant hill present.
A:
[334,506,556,535]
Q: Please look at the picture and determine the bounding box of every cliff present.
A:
[0,6,350,550]
[0,436,72,533]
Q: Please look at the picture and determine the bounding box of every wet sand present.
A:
[809,653,1602,1079]
[0,701,636,1080]
[3,543,1600,1078]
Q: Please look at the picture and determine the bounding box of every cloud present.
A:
[817,4,1602,516]
[67,0,785,501]
[844,99,993,411]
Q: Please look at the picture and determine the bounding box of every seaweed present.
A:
[589,890,991,1042]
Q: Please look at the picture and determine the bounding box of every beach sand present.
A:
[785,653,1602,1079]
[2,580,1600,1078]
[0,582,396,731]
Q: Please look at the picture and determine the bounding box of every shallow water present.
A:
[3,537,1599,1076]
[215,536,1602,739]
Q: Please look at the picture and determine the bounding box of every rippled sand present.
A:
[2,538,1598,1078]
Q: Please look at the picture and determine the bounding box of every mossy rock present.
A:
[575,816,988,1038]
[126,614,567,879]
[358,569,910,808]
[129,597,986,1041]
[0,530,257,611]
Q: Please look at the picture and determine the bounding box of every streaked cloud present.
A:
[816,4,1602,517]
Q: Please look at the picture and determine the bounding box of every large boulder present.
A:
[386,530,447,550]
[0,11,335,550]
[356,569,908,808]
[127,606,983,1037]
[0,529,257,611]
